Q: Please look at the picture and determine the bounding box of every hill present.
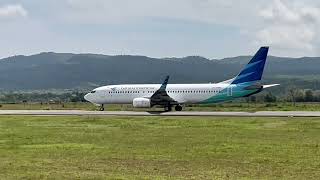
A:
[0,53,320,91]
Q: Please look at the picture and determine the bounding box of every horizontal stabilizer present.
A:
[244,84,263,90]
[263,84,280,89]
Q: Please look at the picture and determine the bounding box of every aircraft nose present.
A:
[84,93,92,102]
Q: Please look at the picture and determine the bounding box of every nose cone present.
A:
[84,93,93,103]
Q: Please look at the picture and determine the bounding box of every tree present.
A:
[264,92,277,103]
[295,90,305,102]
[305,90,314,102]
[287,86,298,106]
[249,96,257,103]
[70,92,86,102]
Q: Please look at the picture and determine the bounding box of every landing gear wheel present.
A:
[175,105,183,111]
[99,104,105,111]
[164,106,172,112]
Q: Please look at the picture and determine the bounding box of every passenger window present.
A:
[91,91,96,93]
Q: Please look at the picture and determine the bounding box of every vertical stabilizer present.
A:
[231,47,269,84]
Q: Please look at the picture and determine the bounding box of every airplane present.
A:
[84,47,279,111]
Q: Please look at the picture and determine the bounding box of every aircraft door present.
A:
[227,86,233,96]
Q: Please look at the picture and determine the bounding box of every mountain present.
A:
[1,52,320,91]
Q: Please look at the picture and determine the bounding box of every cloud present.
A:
[255,0,320,56]
[0,0,319,58]
[64,0,320,56]
[0,4,28,19]
[65,0,256,25]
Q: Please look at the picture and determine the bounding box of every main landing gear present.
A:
[175,105,183,111]
[99,104,105,111]
[164,106,172,112]
[164,105,183,112]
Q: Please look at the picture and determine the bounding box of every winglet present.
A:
[159,76,169,91]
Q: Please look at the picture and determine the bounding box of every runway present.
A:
[0,110,320,117]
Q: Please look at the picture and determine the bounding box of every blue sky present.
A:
[0,0,319,59]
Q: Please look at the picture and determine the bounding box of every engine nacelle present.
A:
[133,98,151,108]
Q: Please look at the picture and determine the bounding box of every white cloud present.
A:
[64,0,320,56]
[0,4,28,19]
[255,0,320,56]
[0,0,320,58]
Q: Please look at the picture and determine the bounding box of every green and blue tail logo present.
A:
[231,47,269,84]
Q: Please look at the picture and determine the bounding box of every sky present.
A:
[0,0,319,59]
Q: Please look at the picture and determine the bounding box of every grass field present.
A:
[1,102,320,111]
[0,116,320,179]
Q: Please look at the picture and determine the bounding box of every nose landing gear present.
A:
[99,104,105,111]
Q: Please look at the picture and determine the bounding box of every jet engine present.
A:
[133,98,151,108]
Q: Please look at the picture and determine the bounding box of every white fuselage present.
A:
[85,83,230,105]
[83,47,276,109]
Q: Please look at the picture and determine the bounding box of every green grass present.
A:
[0,102,96,111]
[0,116,320,179]
[1,102,320,112]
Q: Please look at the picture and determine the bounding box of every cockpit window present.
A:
[91,91,96,93]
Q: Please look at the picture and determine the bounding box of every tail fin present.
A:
[231,47,269,84]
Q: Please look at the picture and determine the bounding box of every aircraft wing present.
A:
[150,76,177,106]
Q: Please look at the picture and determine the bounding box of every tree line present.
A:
[0,92,86,104]
[249,88,320,104]
[0,89,319,104]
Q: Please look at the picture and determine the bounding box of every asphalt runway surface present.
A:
[0,110,320,117]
